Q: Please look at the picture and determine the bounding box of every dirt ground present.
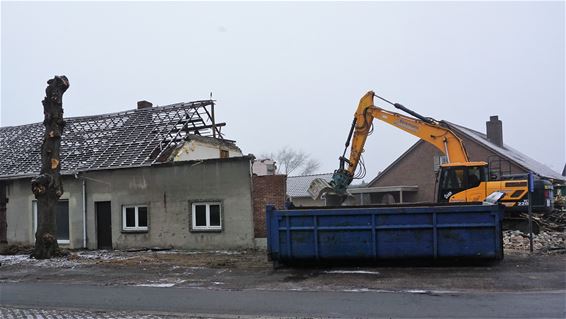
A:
[1,247,565,293]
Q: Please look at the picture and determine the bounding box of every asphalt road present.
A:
[1,282,564,318]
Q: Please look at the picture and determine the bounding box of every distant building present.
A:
[252,159,277,176]
[286,173,333,206]
[171,135,242,161]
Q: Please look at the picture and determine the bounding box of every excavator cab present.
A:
[437,162,489,203]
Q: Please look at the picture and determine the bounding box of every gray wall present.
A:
[5,157,255,250]
[5,176,84,248]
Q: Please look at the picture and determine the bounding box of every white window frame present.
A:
[433,154,449,172]
[122,205,149,232]
[32,200,70,244]
[191,202,222,231]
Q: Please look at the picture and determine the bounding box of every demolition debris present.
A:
[503,230,566,253]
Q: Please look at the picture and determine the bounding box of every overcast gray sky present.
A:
[2,1,565,178]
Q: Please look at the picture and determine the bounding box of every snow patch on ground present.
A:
[324,270,381,275]
[342,288,457,294]
[75,250,128,261]
[0,250,134,268]
[135,279,186,288]
[0,254,78,268]
[402,289,454,294]
[154,249,242,255]
[135,283,176,288]
[405,289,428,294]
[0,249,245,268]
[343,288,372,292]
[0,255,30,265]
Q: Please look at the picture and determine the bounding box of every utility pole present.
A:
[528,172,534,253]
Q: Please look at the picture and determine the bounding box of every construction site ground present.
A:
[1,242,565,294]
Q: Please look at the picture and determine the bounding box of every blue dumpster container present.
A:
[266,203,504,263]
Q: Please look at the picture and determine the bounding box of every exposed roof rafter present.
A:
[0,100,231,179]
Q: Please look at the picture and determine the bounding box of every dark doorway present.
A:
[96,201,112,249]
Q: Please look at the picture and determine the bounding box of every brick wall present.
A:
[252,175,286,238]
[370,142,439,202]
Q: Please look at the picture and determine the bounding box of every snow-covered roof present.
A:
[446,122,564,181]
[287,173,333,197]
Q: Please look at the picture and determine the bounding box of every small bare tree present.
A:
[263,147,320,176]
[31,76,69,259]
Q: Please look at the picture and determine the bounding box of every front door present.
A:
[95,201,112,249]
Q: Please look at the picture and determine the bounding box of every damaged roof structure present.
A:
[0,98,264,251]
[0,100,240,179]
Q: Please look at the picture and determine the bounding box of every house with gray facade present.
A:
[0,100,259,250]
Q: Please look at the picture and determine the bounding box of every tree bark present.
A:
[31,76,69,259]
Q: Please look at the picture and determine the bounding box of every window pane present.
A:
[32,201,37,232]
[56,201,70,240]
[126,207,136,227]
[209,205,221,227]
[440,169,452,189]
[467,167,481,188]
[138,207,148,227]
[455,169,464,188]
[195,205,206,226]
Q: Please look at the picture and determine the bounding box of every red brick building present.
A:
[252,175,286,239]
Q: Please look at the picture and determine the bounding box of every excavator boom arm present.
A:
[309,91,471,200]
[330,91,469,196]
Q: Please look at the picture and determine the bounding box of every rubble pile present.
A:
[542,210,566,231]
[504,230,566,253]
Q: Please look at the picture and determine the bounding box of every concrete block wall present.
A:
[4,157,256,250]
[370,142,440,203]
[84,158,255,250]
[252,175,286,238]
[5,177,84,248]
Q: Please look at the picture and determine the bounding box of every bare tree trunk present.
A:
[31,76,69,259]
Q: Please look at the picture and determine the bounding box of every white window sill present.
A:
[191,227,222,232]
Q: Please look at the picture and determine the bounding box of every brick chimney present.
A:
[137,100,153,109]
[486,115,503,147]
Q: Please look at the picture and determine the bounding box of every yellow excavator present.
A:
[309,91,554,215]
